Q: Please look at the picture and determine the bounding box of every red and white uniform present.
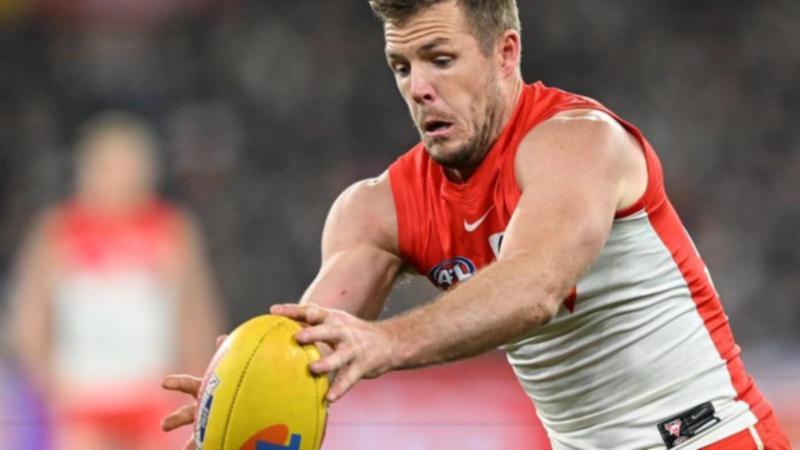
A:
[48,199,186,444]
[388,82,788,449]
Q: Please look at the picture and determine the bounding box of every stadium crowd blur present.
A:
[0,0,798,448]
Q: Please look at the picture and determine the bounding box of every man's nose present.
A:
[409,69,435,104]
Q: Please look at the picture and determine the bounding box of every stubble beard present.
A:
[425,75,504,173]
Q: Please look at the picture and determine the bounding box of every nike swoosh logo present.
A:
[464,206,494,232]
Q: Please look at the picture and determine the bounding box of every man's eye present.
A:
[432,56,453,68]
[393,64,410,76]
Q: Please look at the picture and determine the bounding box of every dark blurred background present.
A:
[0,0,798,448]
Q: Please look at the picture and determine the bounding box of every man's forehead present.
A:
[384,25,469,59]
[385,36,453,58]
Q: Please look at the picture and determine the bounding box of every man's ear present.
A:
[496,30,521,77]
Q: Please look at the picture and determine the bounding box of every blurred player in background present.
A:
[7,112,224,450]
[163,0,791,449]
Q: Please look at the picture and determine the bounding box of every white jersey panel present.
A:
[503,210,755,449]
[53,268,179,385]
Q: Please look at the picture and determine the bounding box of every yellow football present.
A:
[194,314,328,450]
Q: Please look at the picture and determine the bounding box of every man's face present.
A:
[384,0,503,170]
[78,131,156,211]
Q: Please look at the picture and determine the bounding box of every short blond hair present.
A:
[368,0,520,54]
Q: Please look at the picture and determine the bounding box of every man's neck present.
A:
[444,76,524,183]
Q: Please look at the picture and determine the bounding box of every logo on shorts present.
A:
[195,374,221,449]
[429,256,476,289]
[240,424,302,450]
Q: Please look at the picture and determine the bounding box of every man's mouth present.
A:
[422,119,454,138]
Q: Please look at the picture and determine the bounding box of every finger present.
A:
[304,304,328,325]
[327,363,363,403]
[162,374,203,396]
[310,347,355,375]
[184,435,195,450]
[270,304,305,320]
[295,325,343,345]
[271,304,328,325]
[215,334,228,349]
[161,403,197,432]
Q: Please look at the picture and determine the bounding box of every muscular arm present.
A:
[300,173,404,320]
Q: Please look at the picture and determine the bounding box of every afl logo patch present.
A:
[240,424,301,450]
[429,256,476,289]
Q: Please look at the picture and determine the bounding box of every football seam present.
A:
[219,318,290,450]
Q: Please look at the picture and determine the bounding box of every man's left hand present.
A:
[270,303,399,402]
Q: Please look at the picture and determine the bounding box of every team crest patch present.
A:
[665,419,683,439]
[429,256,476,289]
[488,232,504,258]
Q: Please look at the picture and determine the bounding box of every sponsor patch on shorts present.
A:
[657,401,721,448]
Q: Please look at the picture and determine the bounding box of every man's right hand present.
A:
[161,335,227,450]
[161,374,202,449]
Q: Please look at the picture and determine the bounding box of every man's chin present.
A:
[425,144,475,169]
[424,142,451,160]
[424,136,457,154]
